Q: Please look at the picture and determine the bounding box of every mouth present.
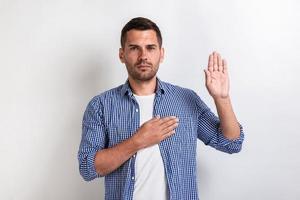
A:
[136,64,152,69]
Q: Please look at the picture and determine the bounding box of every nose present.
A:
[139,48,148,60]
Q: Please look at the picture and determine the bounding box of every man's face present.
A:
[119,29,164,82]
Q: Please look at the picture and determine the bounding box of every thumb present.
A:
[204,69,211,84]
[151,115,160,121]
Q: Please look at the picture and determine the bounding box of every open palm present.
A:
[204,52,230,99]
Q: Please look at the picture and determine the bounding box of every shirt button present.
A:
[135,108,139,112]
[132,176,135,180]
[133,155,136,158]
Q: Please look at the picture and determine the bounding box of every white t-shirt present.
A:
[132,93,168,200]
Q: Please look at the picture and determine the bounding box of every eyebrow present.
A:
[128,44,158,47]
[147,44,158,48]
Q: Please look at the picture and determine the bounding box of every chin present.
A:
[135,74,157,81]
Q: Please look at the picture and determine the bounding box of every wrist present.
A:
[213,95,231,104]
[131,132,144,150]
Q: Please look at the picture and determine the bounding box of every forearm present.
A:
[214,96,240,140]
[94,135,142,176]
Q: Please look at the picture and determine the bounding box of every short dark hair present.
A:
[121,17,162,48]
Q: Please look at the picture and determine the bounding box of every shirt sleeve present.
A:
[78,96,107,181]
[193,91,245,154]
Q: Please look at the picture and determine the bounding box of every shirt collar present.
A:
[121,77,166,97]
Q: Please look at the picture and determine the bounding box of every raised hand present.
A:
[204,51,230,100]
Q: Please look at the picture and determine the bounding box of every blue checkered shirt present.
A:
[78,78,244,200]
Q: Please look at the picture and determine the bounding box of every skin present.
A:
[119,29,164,95]
[94,29,240,176]
[204,52,240,140]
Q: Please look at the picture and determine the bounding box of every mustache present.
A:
[135,60,152,67]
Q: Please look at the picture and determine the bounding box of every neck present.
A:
[128,76,157,96]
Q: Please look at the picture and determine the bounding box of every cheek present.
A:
[126,51,139,59]
[124,54,137,64]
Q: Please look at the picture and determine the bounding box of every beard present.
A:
[126,60,159,82]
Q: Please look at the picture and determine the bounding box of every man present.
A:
[78,17,244,200]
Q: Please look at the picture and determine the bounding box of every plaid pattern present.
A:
[78,78,244,200]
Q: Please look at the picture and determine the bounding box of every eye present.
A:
[147,46,156,50]
[129,46,139,50]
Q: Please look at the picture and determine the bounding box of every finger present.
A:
[222,59,228,74]
[204,69,211,84]
[149,115,160,122]
[161,118,179,130]
[208,54,213,73]
[158,116,177,125]
[141,116,159,127]
[162,130,176,140]
[213,51,218,71]
[217,53,223,72]
[162,123,178,134]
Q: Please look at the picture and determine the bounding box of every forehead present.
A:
[125,29,159,45]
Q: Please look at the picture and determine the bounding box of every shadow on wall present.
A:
[30,44,112,200]
[71,47,111,199]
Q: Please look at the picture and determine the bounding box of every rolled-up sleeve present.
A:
[193,92,245,154]
[78,96,107,181]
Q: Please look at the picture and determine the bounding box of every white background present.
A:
[1,0,300,199]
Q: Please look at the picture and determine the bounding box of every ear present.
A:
[159,47,165,63]
[119,47,125,63]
